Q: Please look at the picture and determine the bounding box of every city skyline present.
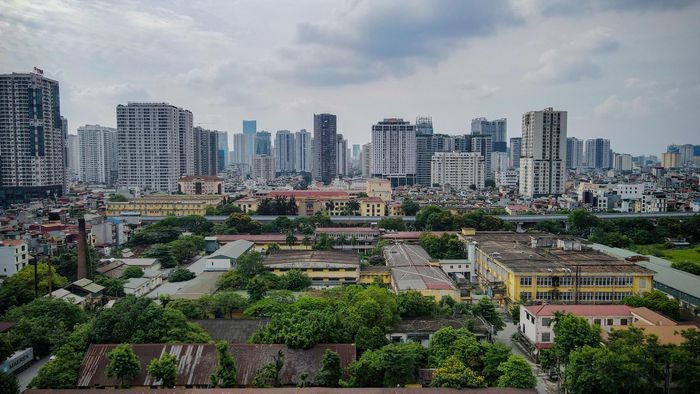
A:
[1,1,699,154]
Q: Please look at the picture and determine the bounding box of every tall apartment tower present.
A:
[116,102,192,193]
[275,130,296,173]
[415,133,453,186]
[313,113,337,184]
[0,70,65,202]
[472,117,507,152]
[78,125,117,186]
[255,131,272,155]
[361,143,372,178]
[193,127,219,176]
[233,133,251,166]
[470,134,493,179]
[519,108,567,198]
[584,138,611,169]
[371,118,416,186]
[416,116,433,135]
[431,152,485,190]
[216,131,228,171]
[509,137,522,169]
[295,129,312,173]
[566,137,584,169]
[336,134,349,177]
[66,134,80,181]
[252,154,275,181]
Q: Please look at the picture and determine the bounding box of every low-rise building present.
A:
[177,176,224,195]
[314,227,380,245]
[124,276,161,296]
[200,240,254,271]
[106,195,224,217]
[111,258,161,271]
[0,239,29,276]
[634,191,667,213]
[359,197,386,216]
[263,250,359,288]
[366,178,392,201]
[383,244,460,300]
[388,316,491,346]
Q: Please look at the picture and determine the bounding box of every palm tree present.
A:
[285,233,297,248]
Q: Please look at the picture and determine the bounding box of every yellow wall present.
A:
[360,201,386,216]
[269,267,359,282]
[359,272,391,284]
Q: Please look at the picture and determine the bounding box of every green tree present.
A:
[355,326,389,352]
[673,329,700,392]
[169,235,205,264]
[285,233,297,247]
[568,209,599,236]
[377,217,406,231]
[108,194,129,202]
[397,291,436,318]
[401,198,420,216]
[279,269,312,291]
[9,262,68,296]
[553,312,601,364]
[148,353,177,388]
[121,265,144,279]
[144,243,177,268]
[347,349,383,387]
[472,298,505,332]
[168,267,196,282]
[623,289,681,320]
[210,341,237,388]
[225,213,263,234]
[481,342,512,385]
[235,251,265,278]
[0,372,19,394]
[106,344,141,388]
[313,233,333,250]
[496,354,536,388]
[428,327,477,367]
[431,355,485,388]
[166,298,206,319]
[247,276,269,302]
[379,342,427,387]
[252,351,284,387]
[28,321,92,389]
[211,291,248,318]
[315,349,342,387]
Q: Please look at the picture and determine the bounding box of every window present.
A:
[541,332,551,342]
[542,318,552,327]
[606,319,613,326]
[593,319,601,326]
[520,277,532,286]
[620,319,628,326]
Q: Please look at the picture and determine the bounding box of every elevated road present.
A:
[115,211,697,224]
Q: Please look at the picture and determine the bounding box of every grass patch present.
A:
[660,245,700,264]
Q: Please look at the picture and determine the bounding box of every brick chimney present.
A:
[77,218,88,280]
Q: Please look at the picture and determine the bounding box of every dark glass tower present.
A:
[312,113,337,184]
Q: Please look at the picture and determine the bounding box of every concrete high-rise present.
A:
[662,152,679,169]
[0,70,65,202]
[242,120,256,161]
[116,102,192,193]
[216,131,228,172]
[255,131,272,156]
[252,154,275,181]
[313,113,337,184]
[193,127,219,176]
[371,118,416,186]
[566,137,584,169]
[431,152,485,190]
[470,134,493,179]
[509,137,522,169]
[337,134,349,177]
[275,130,295,173]
[584,138,611,169]
[678,144,694,166]
[416,116,433,135]
[352,144,361,162]
[233,133,251,166]
[472,117,507,152]
[361,143,372,178]
[295,129,312,173]
[78,125,117,186]
[519,108,567,198]
[66,134,80,181]
[415,133,453,186]
[613,153,633,172]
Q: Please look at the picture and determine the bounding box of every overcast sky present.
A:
[1,0,699,155]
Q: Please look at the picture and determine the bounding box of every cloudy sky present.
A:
[1,0,699,155]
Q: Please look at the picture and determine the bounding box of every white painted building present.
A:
[294,129,312,173]
[0,239,29,277]
[252,154,275,181]
[519,108,567,198]
[431,152,485,190]
[371,118,416,186]
[78,125,117,186]
[275,130,295,173]
[495,170,519,188]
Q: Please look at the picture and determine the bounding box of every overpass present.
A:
[114,211,697,224]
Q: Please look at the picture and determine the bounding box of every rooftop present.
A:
[630,307,677,326]
[267,190,349,198]
[264,250,359,267]
[192,318,270,343]
[605,325,698,345]
[209,240,254,259]
[315,227,379,234]
[179,176,224,182]
[524,304,632,317]
[384,244,457,291]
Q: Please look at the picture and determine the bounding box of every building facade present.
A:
[177,176,223,195]
[313,113,337,184]
[613,153,633,172]
[371,118,416,186]
[0,239,29,277]
[431,152,485,190]
[193,127,219,176]
[0,71,65,202]
[252,154,275,181]
[232,133,251,166]
[415,133,453,186]
[254,131,271,156]
[416,116,433,135]
[585,138,611,169]
[337,134,349,177]
[472,117,507,152]
[295,129,312,173]
[274,130,295,173]
[216,131,228,172]
[78,124,118,186]
[509,137,521,169]
[566,137,584,169]
[66,134,80,181]
[519,108,567,198]
[361,143,372,178]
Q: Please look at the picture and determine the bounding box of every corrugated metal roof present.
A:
[525,304,632,317]
[209,240,254,259]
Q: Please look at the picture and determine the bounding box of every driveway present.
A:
[17,355,49,392]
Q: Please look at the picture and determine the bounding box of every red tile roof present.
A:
[525,304,632,317]
[316,227,379,233]
[0,239,23,246]
[267,190,349,198]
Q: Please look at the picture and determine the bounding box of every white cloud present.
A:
[458,80,501,98]
[594,89,678,118]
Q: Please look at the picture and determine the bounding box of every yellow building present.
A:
[367,178,392,201]
[359,265,392,285]
[471,232,655,307]
[388,202,404,216]
[106,195,224,217]
[360,197,386,216]
[263,250,360,288]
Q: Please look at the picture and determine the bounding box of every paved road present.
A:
[17,356,49,392]
[494,311,557,394]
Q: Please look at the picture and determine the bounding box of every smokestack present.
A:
[77,218,88,280]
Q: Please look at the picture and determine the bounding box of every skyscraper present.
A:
[472,117,507,152]
[274,130,295,173]
[352,144,361,162]
[519,108,567,198]
[0,70,65,202]
[117,102,191,193]
[232,133,251,166]
[470,134,493,179]
[371,118,416,186]
[678,144,694,166]
[252,154,275,181]
[613,153,633,172]
[337,134,349,176]
[295,129,312,173]
[509,137,522,169]
[415,133,453,186]
[416,116,433,135]
[193,126,219,176]
[255,131,272,155]
[361,143,372,178]
[431,152,485,190]
[216,131,228,172]
[66,134,80,181]
[242,120,256,162]
[243,120,257,134]
[78,125,117,186]
[566,137,584,169]
[313,113,337,184]
[584,138,611,169]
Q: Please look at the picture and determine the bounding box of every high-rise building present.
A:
[337,134,349,176]
[509,137,522,169]
[472,117,507,152]
[313,113,337,184]
[416,116,433,135]
[0,70,65,202]
[371,118,416,186]
[431,152,485,190]
[178,109,194,176]
[491,152,510,175]
[361,143,372,178]
[295,129,312,173]
[566,137,584,169]
[242,120,256,162]
[613,153,633,172]
[452,134,472,152]
[352,144,361,162]
[255,131,272,155]
[415,133,453,185]
[470,134,493,179]
[274,130,295,173]
[678,144,694,166]
[584,138,611,169]
[66,134,80,181]
[252,154,275,181]
[78,125,117,186]
[519,108,567,198]
[243,120,256,134]
[216,131,228,172]
[116,102,191,193]
[193,127,219,176]
[661,152,679,169]
[233,133,251,166]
